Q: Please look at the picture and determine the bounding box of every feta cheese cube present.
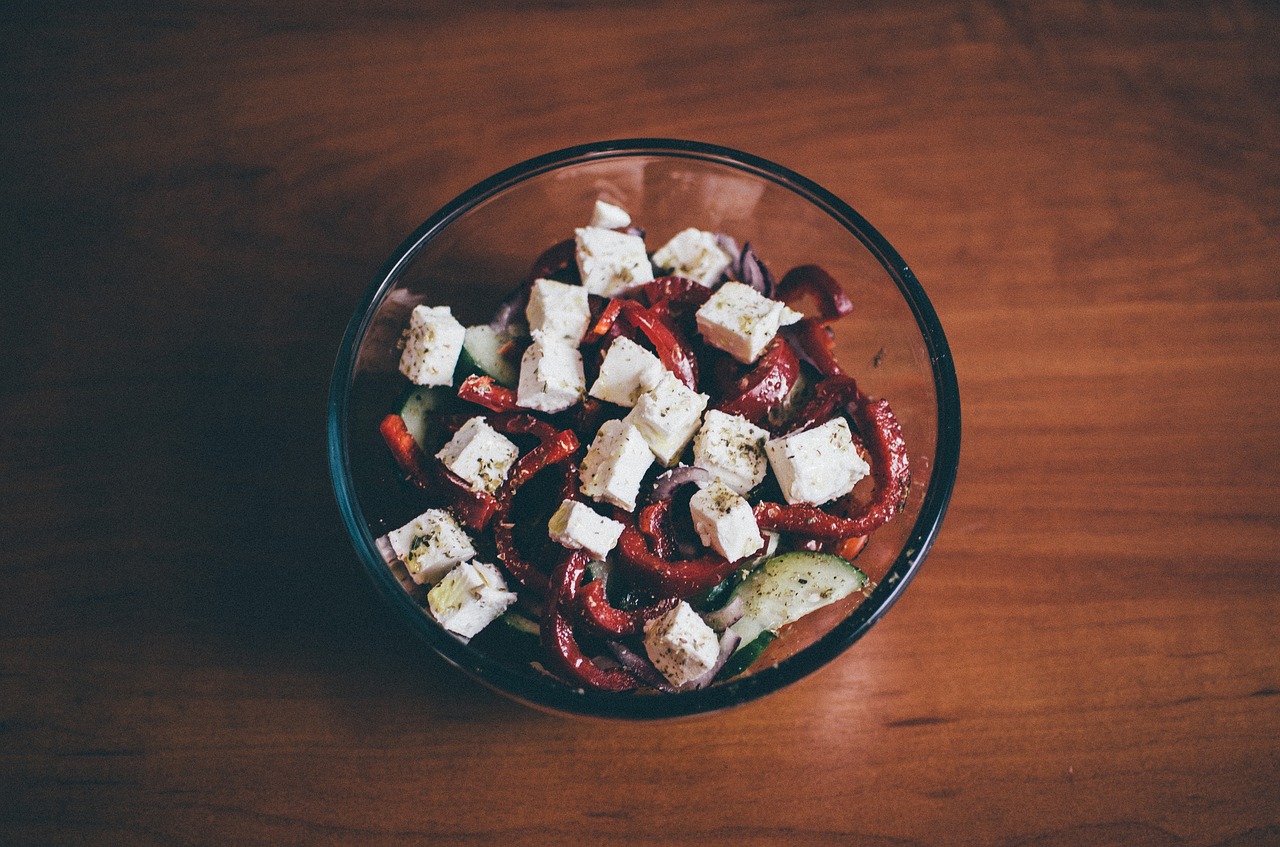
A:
[689,480,764,562]
[427,560,517,639]
[435,416,519,495]
[765,417,871,506]
[547,499,625,560]
[517,336,585,413]
[623,372,709,466]
[695,281,804,364]
[579,419,654,512]
[651,227,733,287]
[588,336,667,407]
[692,409,770,495]
[589,199,632,230]
[398,304,467,386]
[386,508,476,585]
[643,601,721,688]
[574,226,654,297]
[525,278,591,345]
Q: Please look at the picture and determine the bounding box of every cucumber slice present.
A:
[397,385,451,450]
[716,631,775,681]
[727,551,868,652]
[456,325,519,388]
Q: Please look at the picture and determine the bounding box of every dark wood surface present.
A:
[3,2,1277,845]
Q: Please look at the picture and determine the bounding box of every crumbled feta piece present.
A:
[386,508,476,585]
[574,226,654,297]
[589,199,632,229]
[525,278,591,345]
[689,480,764,562]
[547,499,625,560]
[398,304,467,386]
[579,419,654,512]
[643,601,721,688]
[765,417,871,506]
[651,227,733,287]
[517,336,585,413]
[588,336,667,407]
[427,560,517,638]
[695,281,804,364]
[624,372,709,467]
[435,416,519,495]
[692,409,770,495]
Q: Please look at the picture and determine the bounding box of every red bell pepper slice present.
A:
[583,297,624,344]
[786,374,859,434]
[573,580,678,638]
[642,275,713,309]
[714,337,800,425]
[783,317,844,378]
[614,506,737,598]
[775,265,854,320]
[379,413,434,490]
[753,395,911,541]
[541,550,639,692]
[524,238,577,284]
[617,300,698,390]
[457,374,522,413]
[432,458,499,531]
[492,426,580,594]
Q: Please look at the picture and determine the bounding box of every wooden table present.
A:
[3,2,1277,845]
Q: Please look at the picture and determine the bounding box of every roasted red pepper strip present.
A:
[457,374,521,413]
[524,238,577,283]
[574,580,678,638]
[638,500,681,560]
[379,413,434,490]
[493,426,580,594]
[775,264,854,320]
[786,374,859,434]
[614,508,737,598]
[753,395,911,541]
[783,317,844,377]
[541,551,639,692]
[642,275,712,309]
[714,337,800,425]
[432,459,499,531]
[618,301,698,389]
[584,297,624,344]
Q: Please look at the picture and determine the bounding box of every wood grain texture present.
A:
[2,2,1277,845]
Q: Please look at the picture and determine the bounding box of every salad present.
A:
[377,200,910,693]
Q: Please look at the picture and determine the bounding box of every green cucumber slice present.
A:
[456,325,519,388]
[716,631,775,681]
[397,385,451,450]
[727,551,868,653]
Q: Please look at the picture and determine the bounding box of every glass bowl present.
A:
[328,139,960,719]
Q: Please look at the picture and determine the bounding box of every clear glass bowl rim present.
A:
[327,138,961,719]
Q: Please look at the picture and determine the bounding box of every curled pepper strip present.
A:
[542,550,639,692]
[641,275,713,310]
[457,374,522,413]
[493,425,580,595]
[589,299,698,390]
[379,413,434,490]
[786,374,859,434]
[615,508,737,599]
[781,317,844,378]
[574,580,678,638]
[714,337,800,426]
[753,395,911,541]
[775,264,854,320]
[433,459,499,531]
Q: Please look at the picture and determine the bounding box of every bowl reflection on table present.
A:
[328,139,960,719]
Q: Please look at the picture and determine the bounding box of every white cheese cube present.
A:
[427,560,517,639]
[516,336,585,413]
[651,227,733,287]
[435,416,520,495]
[588,336,667,407]
[692,409,770,495]
[689,480,764,562]
[386,508,476,585]
[525,278,591,345]
[643,601,721,688]
[589,199,632,230]
[547,499,626,560]
[695,281,804,364]
[765,417,871,506]
[623,372,709,467]
[398,304,467,386]
[579,419,654,512]
[574,226,654,297]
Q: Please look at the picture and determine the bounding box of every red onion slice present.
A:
[701,596,745,631]
[651,466,712,501]
[605,642,678,692]
[737,242,774,297]
[678,629,743,691]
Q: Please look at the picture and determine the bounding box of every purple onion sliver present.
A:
[606,642,677,692]
[715,232,742,272]
[701,596,745,631]
[738,242,775,297]
[651,466,712,501]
